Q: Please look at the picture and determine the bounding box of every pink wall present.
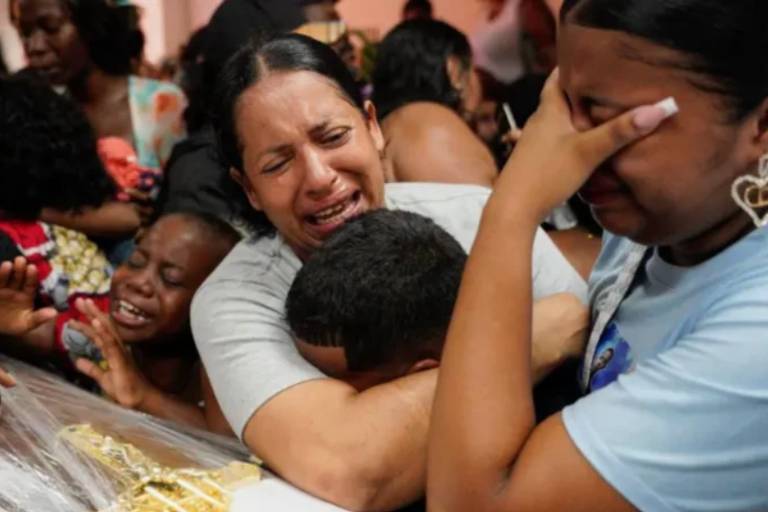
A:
[1,0,492,69]
[339,0,487,40]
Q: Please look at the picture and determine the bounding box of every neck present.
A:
[69,68,128,103]
[133,337,197,395]
[660,211,754,266]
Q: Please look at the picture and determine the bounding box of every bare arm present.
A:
[428,72,673,511]
[41,201,142,238]
[244,371,436,512]
[386,103,497,188]
[240,295,585,512]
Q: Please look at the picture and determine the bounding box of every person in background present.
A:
[402,0,433,21]
[0,77,120,368]
[11,0,186,253]
[372,20,495,187]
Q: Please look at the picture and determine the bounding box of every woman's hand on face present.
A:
[0,257,57,337]
[496,69,677,223]
[72,299,152,410]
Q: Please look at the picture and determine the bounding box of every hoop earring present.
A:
[732,153,768,228]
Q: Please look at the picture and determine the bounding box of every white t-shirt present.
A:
[563,227,768,512]
[192,183,586,436]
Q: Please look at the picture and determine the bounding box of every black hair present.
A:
[371,19,471,120]
[0,77,115,219]
[212,33,365,237]
[561,0,768,121]
[286,209,467,373]
[65,0,144,76]
[403,0,433,18]
[155,211,242,249]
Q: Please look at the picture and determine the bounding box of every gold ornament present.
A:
[59,424,261,512]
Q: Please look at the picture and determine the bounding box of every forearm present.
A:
[429,200,540,509]
[41,203,140,238]
[139,387,208,430]
[249,371,436,511]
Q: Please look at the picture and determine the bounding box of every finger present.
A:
[69,320,99,346]
[0,368,16,388]
[75,358,106,384]
[126,188,151,203]
[578,97,679,169]
[22,263,41,297]
[28,307,57,330]
[0,261,12,288]
[9,257,26,290]
[92,318,127,364]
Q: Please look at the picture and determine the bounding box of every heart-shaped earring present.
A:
[732,154,768,228]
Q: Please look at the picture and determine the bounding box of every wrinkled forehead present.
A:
[557,23,696,104]
[234,70,361,143]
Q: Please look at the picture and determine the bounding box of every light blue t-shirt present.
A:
[563,227,768,512]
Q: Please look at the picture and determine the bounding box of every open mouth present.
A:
[305,190,363,229]
[111,299,151,328]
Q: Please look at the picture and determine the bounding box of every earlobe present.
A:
[230,167,263,211]
[445,55,465,91]
[364,100,386,153]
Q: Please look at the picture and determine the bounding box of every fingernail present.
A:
[633,97,678,133]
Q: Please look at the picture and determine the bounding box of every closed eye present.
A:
[320,127,351,147]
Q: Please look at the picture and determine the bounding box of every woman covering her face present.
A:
[429,1,768,511]
[190,34,587,509]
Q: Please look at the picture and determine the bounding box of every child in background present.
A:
[71,213,239,434]
[285,210,467,391]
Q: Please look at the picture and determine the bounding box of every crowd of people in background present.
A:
[2,0,768,511]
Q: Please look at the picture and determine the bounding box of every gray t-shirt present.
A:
[191,183,587,437]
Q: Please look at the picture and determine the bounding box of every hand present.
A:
[496,69,677,222]
[72,299,152,409]
[0,257,57,337]
[531,293,589,382]
[126,188,155,226]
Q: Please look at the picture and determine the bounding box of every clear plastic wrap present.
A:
[0,356,261,512]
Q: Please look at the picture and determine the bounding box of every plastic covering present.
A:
[0,356,261,512]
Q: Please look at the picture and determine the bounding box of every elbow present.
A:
[303,460,391,512]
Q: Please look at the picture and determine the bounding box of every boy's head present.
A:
[110,213,240,344]
[286,209,466,391]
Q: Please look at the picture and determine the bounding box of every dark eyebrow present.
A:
[308,120,333,138]
[256,143,292,161]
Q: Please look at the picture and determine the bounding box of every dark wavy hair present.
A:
[0,78,115,219]
[561,0,768,122]
[286,209,466,372]
[66,0,144,76]
[371,19,471,120]
[212,33,365,237]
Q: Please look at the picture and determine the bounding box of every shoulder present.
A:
[385,183,490,251]
[386,102,485,148]
[193,235,300,311]
[385,182,490,210]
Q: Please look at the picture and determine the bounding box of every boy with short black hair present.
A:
[286,209,466,391]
